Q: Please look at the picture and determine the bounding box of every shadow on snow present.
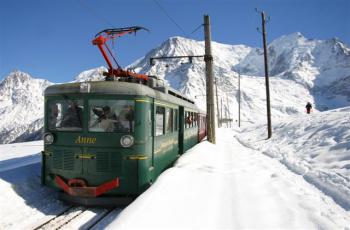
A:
[0,155,68,216]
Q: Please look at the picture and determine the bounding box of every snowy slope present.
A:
[0,71,51,144]
[238,106,350,210]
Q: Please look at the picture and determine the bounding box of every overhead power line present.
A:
[76,0,116,28]
[190,23,204,35]
[152,0,188,37]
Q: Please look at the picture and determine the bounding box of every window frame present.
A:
[174,109,178,131]
[165,107,173,134]
[155,106,165,136]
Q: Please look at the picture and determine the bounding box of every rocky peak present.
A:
[1,70,31,87]
[0,70,51,105]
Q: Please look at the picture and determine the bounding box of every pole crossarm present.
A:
[150,55,205,66]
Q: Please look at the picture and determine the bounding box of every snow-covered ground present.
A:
[0,141,68,230]
[0,110,349,229]
[0,140,42,171]
[111,129,350,229]
[238,106,350,211]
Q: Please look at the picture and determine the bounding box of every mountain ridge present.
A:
[0,32,349,144]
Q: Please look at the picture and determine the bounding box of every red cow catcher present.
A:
[55,176,119,197]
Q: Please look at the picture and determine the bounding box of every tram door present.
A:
[178,106,184,154]
[150,99,155,168]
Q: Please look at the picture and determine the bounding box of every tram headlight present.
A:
[44,132,54,145]
[120,135,134,148]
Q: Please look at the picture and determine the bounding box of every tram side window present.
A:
[185,111,193,129]
[174,109,178,131]
[156,106,165,136]
[191,112,194,127]
[194,113,198,127]
[191,113,196,127]
[89,100,134,133]
[166,108,173,133]
[48,99,83,131]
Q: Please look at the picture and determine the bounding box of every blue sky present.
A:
[0,0,349,82]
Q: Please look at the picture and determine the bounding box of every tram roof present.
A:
[45,81,200,110]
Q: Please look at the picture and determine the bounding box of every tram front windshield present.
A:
[48,99,84,131]
[48,99,134,133]
[89,100,134,133]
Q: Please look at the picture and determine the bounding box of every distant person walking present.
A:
[305,102,312,114]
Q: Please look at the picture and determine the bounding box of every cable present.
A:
[76,0,125,68]
[189,23,204,35]
[76,0,116,28]
[152,0,188,37]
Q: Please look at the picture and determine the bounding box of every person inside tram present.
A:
[62,102,83,128]
[119,105,134,132]
[186,114,192,128]
[90,104,134,132]
[99,106,118,132]
[49,104,59,129]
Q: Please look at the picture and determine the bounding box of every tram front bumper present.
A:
[55,175,119,197]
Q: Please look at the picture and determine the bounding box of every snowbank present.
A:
[108,129,350,229]
[238,107,350,210]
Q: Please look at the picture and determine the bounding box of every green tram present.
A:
[42,80,206,206]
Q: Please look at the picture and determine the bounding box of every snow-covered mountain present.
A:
[128,33,350,121]
[74,66,107,82]
[237,32,350,111]
[0,71,52,144]
[0,33,349,144]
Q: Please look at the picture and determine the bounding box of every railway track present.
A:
[33,206,123,230]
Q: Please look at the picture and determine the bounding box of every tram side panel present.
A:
[134,97,154,192]
[153,100,179,177]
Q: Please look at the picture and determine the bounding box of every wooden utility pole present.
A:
[226,95,230,128]
[261,11,272,139]
[204,15,216,143]
[220,98,223,126]
[237,71,241,127]
[215,77,221,128]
